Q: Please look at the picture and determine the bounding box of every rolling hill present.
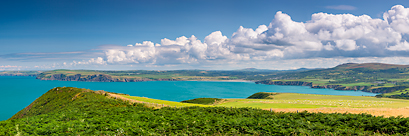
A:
[257,63,409,95]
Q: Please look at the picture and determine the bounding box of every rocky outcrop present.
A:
[255,80,403,94]
[36,74,179,82]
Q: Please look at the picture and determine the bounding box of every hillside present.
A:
[35,69,286,82]
[257,63,409,95]
[2,87,409,135]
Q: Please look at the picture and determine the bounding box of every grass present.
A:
[119,93,409,110]
[216,93,409,109]
[121,95,211,107]
[387,78,409,81]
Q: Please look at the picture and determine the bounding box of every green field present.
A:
[382,88,409,96]
[217,93,409,109]
[338,82,373,87]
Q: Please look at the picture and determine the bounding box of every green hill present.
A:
[2,87,409,135]
[257,63,409,96]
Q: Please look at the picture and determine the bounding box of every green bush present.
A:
[181,98,222,105]
[247,92,277,99]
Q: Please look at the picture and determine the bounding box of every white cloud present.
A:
[387,41,409,51]
[79,5,409,68]
[335,39,357,51]
[384,5,409,34]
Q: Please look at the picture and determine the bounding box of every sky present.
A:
[2,0,409,70]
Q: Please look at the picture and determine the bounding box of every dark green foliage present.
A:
[1,87,409,135]
[181,98,222,105]
[247,92,277,99]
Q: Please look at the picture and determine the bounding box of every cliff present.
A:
[255,80,405,94]
[36,73,179,82]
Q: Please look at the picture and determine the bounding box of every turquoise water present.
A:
[0,76,377,121]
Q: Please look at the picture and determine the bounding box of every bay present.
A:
[0,76,377,121]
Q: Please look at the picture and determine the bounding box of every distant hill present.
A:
[257,63,409,95]
[238,68,311,72]
[334,63,409,70]
[35,69,289,82]
[0,71,41,76]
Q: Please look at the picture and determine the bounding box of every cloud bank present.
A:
[79,5,409,68]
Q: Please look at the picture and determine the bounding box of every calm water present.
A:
[0,76,377,121]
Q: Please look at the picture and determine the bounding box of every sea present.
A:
[0,76,377,121]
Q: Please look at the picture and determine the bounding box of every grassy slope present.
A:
[2,87,409,135]
[10,87,91,120]
[121,95,212,107]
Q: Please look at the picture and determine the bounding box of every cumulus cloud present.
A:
[83,5,409,67]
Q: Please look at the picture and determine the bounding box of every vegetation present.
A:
[1,87,409,135]
[376,88,409,99]
[121,95,211,107]
[219,93,409,109]
[181,98,223,105]
[36,68,309,81]
[247,92,278,99]
[256,63,409,96]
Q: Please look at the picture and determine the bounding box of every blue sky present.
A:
[2,0,409,70]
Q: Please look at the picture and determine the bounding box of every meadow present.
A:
[113,92,409,117]
[217,93,409,117]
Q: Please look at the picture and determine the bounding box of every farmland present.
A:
[217,93,409,117]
